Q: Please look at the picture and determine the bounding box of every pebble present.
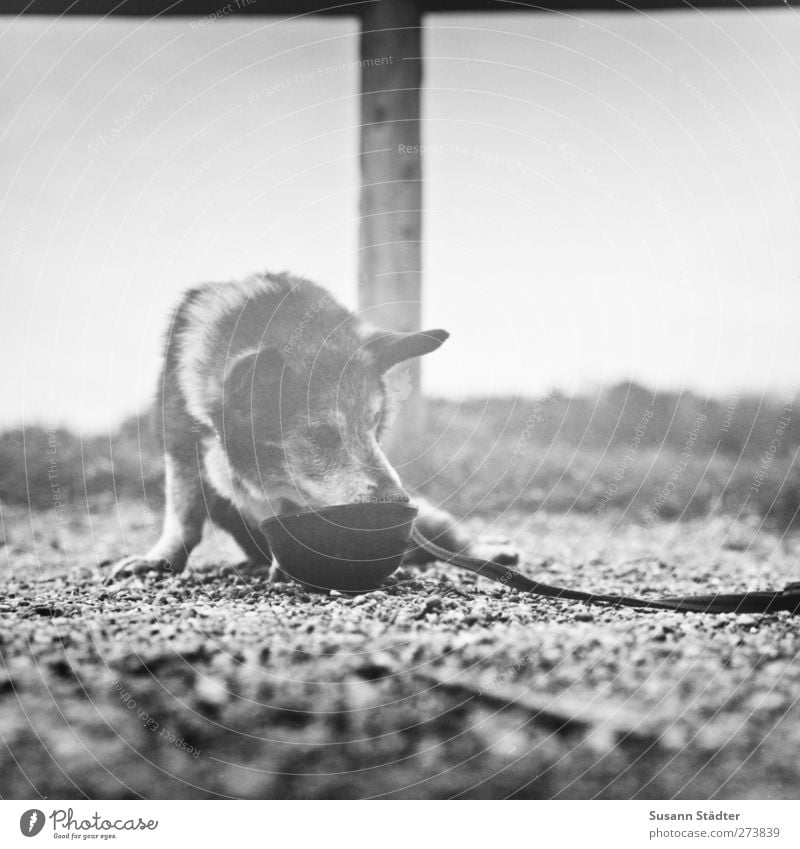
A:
[423,595,443,613]
[195,676,229,707]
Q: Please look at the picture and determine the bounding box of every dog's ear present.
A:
[215,347,291,438]
[365,328,450,372]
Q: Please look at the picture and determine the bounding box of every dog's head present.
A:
[212,325,448,512]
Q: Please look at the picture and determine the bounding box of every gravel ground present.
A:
[1,501,799,799]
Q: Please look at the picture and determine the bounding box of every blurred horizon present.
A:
[4,380,800,529]
[4,378,795,436]
[1,9,799,431]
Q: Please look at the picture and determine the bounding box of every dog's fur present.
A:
[109,271,479,580]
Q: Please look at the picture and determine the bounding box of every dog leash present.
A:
[410,527,800,615]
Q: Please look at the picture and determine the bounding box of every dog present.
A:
[108,271,512,581]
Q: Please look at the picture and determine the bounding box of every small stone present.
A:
[195,676,228,707]
[423,595,443,613]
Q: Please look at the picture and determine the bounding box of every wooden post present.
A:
[358,0,424,439]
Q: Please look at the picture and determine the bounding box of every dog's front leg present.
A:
[107,453,206,581]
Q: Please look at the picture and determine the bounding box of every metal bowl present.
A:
[260,501,419,593]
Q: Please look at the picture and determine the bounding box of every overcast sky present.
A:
[1,8,799,431]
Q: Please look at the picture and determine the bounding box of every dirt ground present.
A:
[1,500,799,799]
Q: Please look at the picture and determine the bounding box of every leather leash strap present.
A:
[411,527,800,615]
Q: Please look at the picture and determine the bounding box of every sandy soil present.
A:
[1,501,799,799]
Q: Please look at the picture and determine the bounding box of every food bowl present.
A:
[260,501,419,592]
